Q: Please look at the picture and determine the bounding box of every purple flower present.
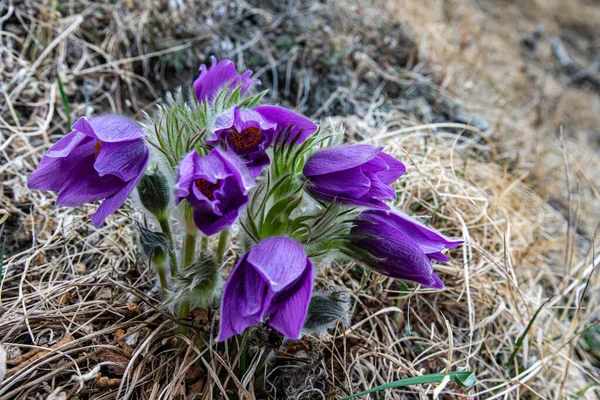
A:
[349,209,463,289]
[175,148,255,236]
[193,56,260,103]
[212,107,276,177]
[302,144,406,209]
[28,115,149,226]
[219,237,313,341]
[211,106,319,177]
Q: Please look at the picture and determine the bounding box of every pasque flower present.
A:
[212,106,318,177]
[349,209,463,289]
[28,115,149,226]
[194,56,260,103]
[302,144,405,209]
[219,237,314,341]
[175,148,255,236]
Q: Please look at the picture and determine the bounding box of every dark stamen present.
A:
[227,126,264,154]
[194,178,221,200]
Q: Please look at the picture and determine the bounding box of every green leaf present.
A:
[340,371,476,400]
[453,371,476,387]
[56,70,72,130]
[508,297,553,367]
[261,195,303,237]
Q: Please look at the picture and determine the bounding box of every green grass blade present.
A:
[508,297,553,366]
[56,71,72,130]
[340,371,475,400]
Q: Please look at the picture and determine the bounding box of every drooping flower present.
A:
[211,106,318,177]
[349,209,463,289]
[175,148,255,236]
[193,56,260,103]
[302,144,405,209]
[219,236,313,341]
[28,115,149,226]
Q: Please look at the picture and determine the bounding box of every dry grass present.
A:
[1,0,600,398]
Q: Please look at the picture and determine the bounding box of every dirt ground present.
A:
[1,0,599,398]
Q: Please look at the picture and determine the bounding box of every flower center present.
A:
[227,126,264,155]
[94,140,103,159]
[194,178,221,200]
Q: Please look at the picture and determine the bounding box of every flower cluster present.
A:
[28,57,462,342]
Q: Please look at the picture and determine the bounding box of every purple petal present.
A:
[72,116,145,143]
[246,237,308,291]
[90,173,142,226]
[364,172,397,200]
[56,156,124,207]
[194,57,238,103]
[235,70,260,95]
[429,252,451,263]
[307,168,371,198]
[45,131,89,158]
[375,152,406,183]
[174,151,199,203]
[218,256,261,342]
[192,205,244,236]
[94,139,149,181]
[303,144,383,176]
[268,264,313,339]
[236,108,276,130]
[352,217,440,287]
[411,272,444,289]
[216,149,256,195]
[305,186,390,210]
[383,210,464,253]
[194,57,260,103]
[255,105,318,145]
[28,133,95,191]
[239,266,267,317]
[213,107,235,133]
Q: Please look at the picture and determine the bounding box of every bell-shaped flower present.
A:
[211,107,277,177]
[211,106,318,177]
[28,115,149,226]
[219,237,314,341]
[302,144,405,209]
[175,148,255,236]
[349,209,463,289]
[193,56,260,103]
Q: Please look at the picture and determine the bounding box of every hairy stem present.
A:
[154,258,169,296]
[157,215,178,277]
[178,232,197,335]
[217,229,229,265]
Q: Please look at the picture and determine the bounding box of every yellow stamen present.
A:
[94,140,103,159]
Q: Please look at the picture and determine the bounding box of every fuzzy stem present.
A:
[155,260,169,296]
[178,232,196,335]
[178,299,190,335]
[157,215,178,277]
[201,236,209,252]
[217,229,229,265]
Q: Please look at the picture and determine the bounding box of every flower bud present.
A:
[170,253,221,309]
[137,166,170,219]
[303,290,351,334]
[138,226,171,266]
